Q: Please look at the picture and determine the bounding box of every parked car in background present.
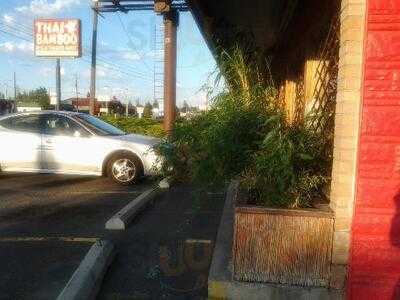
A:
[0,111,160,185]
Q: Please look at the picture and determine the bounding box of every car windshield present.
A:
[73,114,126,136]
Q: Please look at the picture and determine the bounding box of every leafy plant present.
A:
[241,113,328,208]
[142,102,153,119]
[156,93,270,185]
[16,87,50,109]
[101,116,165,138]
[156,46,331,209]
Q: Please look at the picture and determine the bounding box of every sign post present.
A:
[90,6,98,116]
[56,58,61,111]
[34,19,82,111]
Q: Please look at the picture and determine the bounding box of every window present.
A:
[73,114,125,136]
[0,115,41,133]
[42,114,90,137]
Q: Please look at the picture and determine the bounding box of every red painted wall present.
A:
[348,0,400,299]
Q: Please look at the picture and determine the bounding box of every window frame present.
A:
[72,114,126,136]
[41,113,92,137]
[0,114,42,134]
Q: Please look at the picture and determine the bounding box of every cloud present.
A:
[83,66,108,79]
[3,14,14,24]
[122,52,141,61]
[0,41,34,54]
[97,68,106,78]
[39,67,53,77]
[98,45,136,56]
[15,0,81,16]
[145,49,163,59]
[183,91,209,107]
[39,66,66,77]
[0,42,15,53]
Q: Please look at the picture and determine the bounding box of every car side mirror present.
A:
[73,131,81,138]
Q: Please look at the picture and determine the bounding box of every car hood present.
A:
[110,133,160,147]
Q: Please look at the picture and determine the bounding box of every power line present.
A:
[0,20,152,79]
[6,20,33,32]
[0,21,153,81]
[83,49,152,79]
[0,27,31,42]
[81,56,152,81]
[116,12,153,72]
[0,21,33,38]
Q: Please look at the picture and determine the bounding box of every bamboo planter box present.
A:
[232,192,334,287]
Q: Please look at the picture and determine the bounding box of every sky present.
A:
[0,0,218,107]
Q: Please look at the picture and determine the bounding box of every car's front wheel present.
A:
[107,153,143,185]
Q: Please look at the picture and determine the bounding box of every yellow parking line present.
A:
[185,239,212,244]
[68,191,142,194]
[0,236,99,243]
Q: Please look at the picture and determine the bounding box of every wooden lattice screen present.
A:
[280,6,340,159]
[280,3,340,119]
[308,12,340,135]
[308,9,340,176]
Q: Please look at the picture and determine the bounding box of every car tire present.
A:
[107,153,143,185]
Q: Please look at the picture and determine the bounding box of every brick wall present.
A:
[329,0,367,289]
[347,0,400,298]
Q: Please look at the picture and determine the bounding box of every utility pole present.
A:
[125,88,129,117]
[163,9,178,133]
[93,0,187,126]
[75,73,79,112]
[56,58,61,111]
[13,72,17,112]
[90,2,99,115]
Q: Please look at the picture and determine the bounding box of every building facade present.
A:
[189,0,400,298]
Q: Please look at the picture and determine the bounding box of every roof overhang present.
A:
[187,0,299,56]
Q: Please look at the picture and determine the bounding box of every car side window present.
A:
[0,115,41,133]
[42,115,90,137]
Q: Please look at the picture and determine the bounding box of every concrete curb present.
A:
[158,176,173,189]
[208,180,238,299]
[105,187,162,230]
[57,240,115,300]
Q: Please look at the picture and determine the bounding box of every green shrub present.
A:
[100,116,165,138]
[156,92,271,185]
[155,46,331,209]
[241,113,328,208]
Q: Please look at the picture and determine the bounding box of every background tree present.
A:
[108,98,125,115]
[143,102,153,118]
[181,100,190,113]
[152,100,159,109]
[17,87,50,108]
[128,105,137,116]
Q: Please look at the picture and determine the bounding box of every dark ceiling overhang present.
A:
[186,0,340,84]
[187,0,338,61]
[187,0,299,55]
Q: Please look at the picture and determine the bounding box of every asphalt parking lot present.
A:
[0,174,225,300]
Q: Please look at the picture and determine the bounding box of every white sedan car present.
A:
[0,111,160,185]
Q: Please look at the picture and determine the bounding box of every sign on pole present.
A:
[34,19,82,58]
